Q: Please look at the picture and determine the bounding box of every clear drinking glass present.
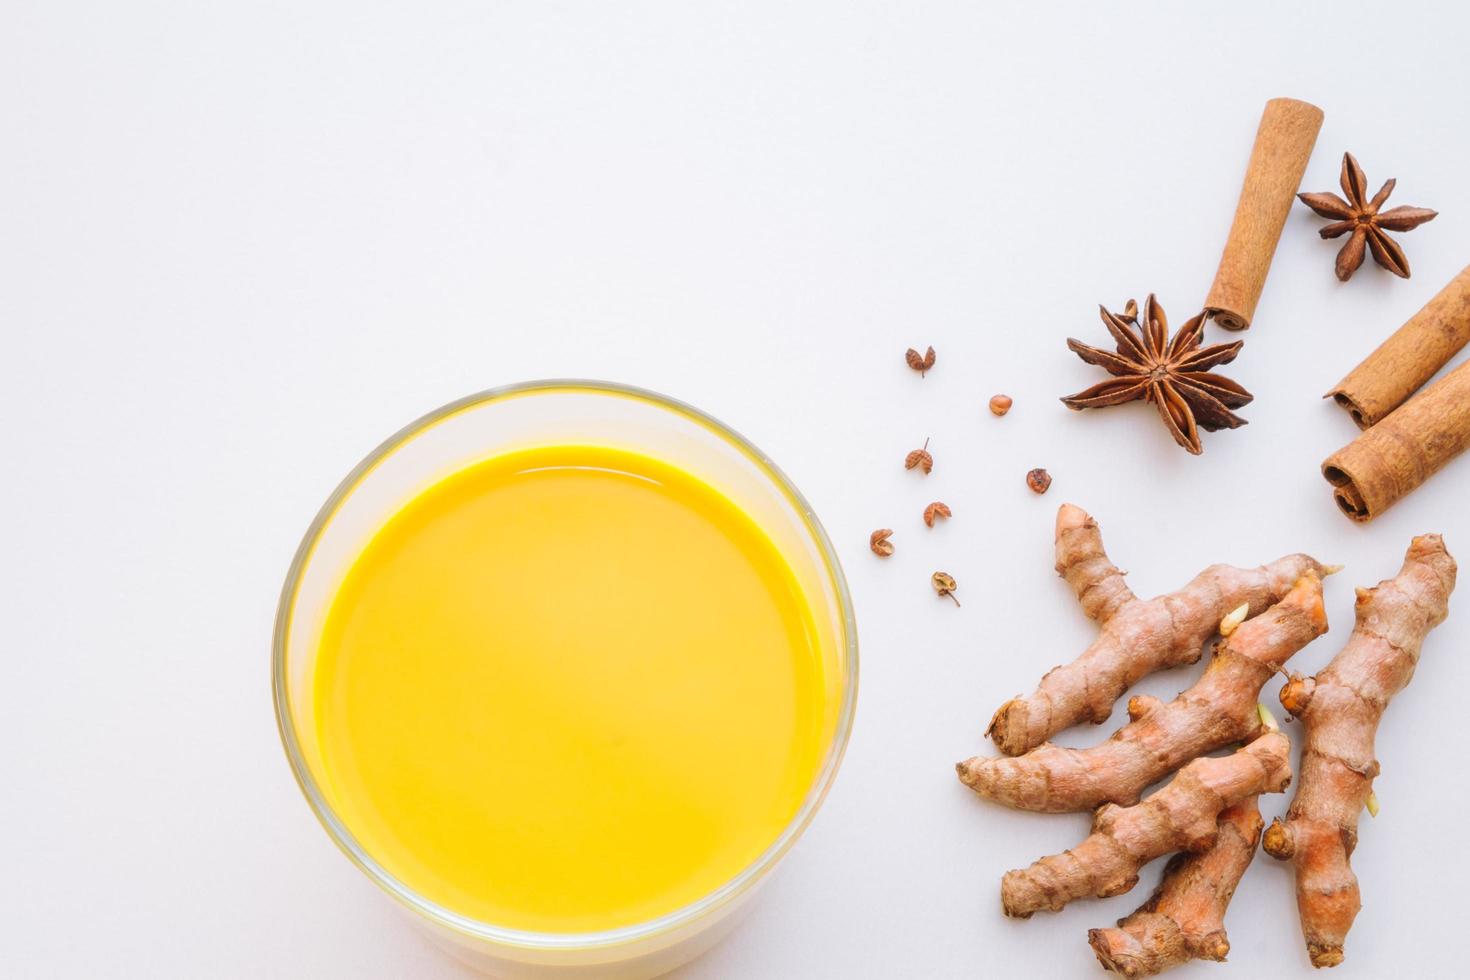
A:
[273,381,858,978]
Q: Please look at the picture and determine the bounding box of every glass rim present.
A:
[271,379,860,951]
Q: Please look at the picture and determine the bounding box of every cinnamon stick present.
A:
[1327,264,1470,428]
[1322,357,1470,521]
[1204,98,1324,331]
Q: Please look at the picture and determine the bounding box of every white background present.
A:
[6,2,1470,977]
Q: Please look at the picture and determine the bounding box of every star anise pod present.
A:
[1060,295,1252,455]
[1298,153,1438,281]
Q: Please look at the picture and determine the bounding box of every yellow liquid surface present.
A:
[313,445,831,932]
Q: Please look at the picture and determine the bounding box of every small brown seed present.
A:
[870,528,895,557]
[905,346,936,377]
[904,437,933,475]
[1026,468,1052,494]
[923,502,952,528]
[988,394,1013,416]
[931,571,960,606]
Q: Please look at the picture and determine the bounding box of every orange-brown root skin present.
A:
[961,576,1325,812]
[1267,535,1456,968]
[986,504,1323,756]
[1000,733,1290,918]
[1088,799,1262,977]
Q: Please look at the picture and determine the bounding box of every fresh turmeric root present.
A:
[1262,534,1456,969]
[987,504,1325,756]
[960,574,1326,812]
[1001,731,1292,918]
[1088,798,1263,977]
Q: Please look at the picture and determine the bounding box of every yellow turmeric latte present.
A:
[312,445,830,933]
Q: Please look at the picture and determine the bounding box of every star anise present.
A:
[1298,152,1437,281]
[1060,295,1252,455]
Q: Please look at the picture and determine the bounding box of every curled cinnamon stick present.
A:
[1204,98,1324,331]
[1327,264,1470,428]
[1322,358,1470,521]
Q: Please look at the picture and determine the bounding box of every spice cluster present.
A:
[921,94,1465,976]
[873,349,1053,608]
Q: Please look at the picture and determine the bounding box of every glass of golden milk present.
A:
[273,381,857,977]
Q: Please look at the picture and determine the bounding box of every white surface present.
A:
[5,2,1470,977]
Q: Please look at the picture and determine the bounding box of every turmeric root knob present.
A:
[1126,694,1160,721]
[1088,799,1264,977]
[986,504,1324,756]
[1265,534,1456,969]
[1000,732,1292,919]
[959,574,1325,813]
[1261,817,1294,859]
[1310,947,1345,970]
[1278,674,1316,719]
